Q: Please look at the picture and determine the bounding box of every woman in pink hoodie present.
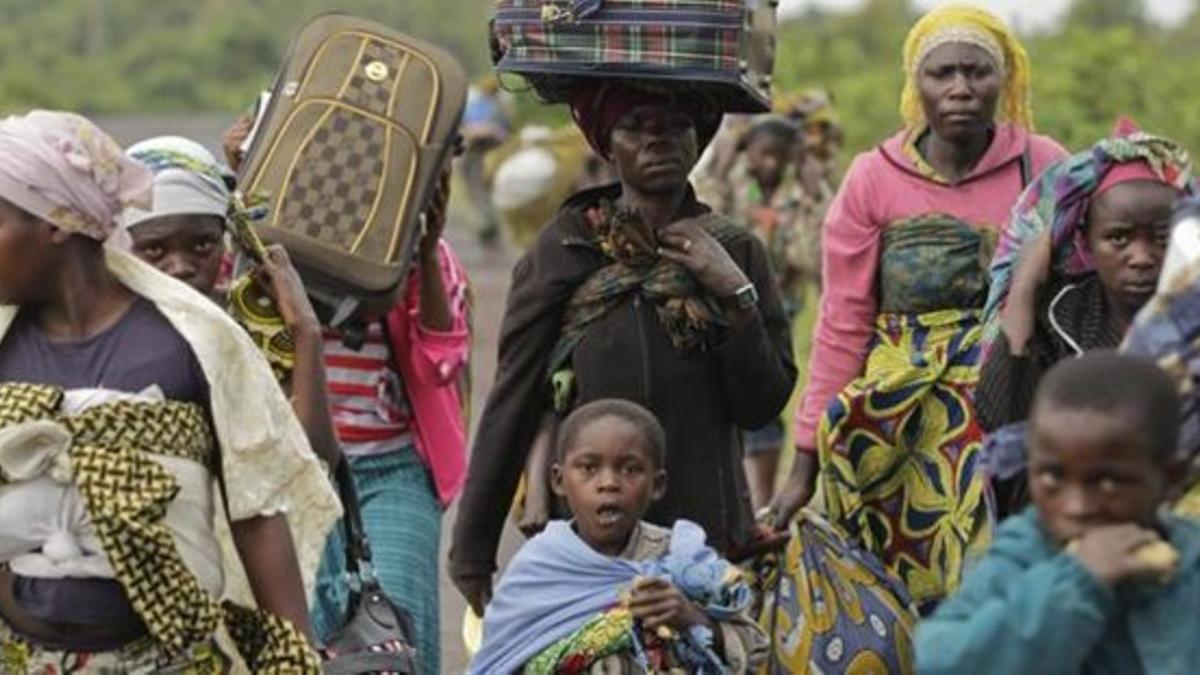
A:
[767,4,1067,612]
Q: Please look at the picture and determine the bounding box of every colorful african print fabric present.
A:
[818,215,993,611]
[982,131,1197,353]
[0,621,230,675]
[523,608,637,674]
[818,309,991,611]
[0,383,320,673]
[753,511,917,674]
[225,193,295,383]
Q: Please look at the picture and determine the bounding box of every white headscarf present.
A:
[121,136,231,230]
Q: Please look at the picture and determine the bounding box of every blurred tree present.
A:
[0,0,494,114]
[1065,0,1147,29]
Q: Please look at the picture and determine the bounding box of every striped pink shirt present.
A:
[320,238,472,500]
[324,322,414,457]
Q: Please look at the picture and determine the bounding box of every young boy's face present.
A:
[1028,402,1170,545]
[552,415,667,557]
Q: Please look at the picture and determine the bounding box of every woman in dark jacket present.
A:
[450,83,797,615]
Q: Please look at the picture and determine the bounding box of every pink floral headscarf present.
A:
[0,110,152,241]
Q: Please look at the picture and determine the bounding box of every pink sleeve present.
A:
[1028,134,1070,177]
[794,155,882,450]
[401,238,471,387]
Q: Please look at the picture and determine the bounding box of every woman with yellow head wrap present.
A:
[770,4,1068,614]
[900,3,1033,132]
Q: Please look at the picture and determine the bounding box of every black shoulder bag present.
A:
[321,458,421,674]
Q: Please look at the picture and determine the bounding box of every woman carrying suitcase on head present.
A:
[449,79,798,617]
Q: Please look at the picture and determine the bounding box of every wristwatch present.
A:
[722,282,759,311]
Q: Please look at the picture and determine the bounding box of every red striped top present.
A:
[324,322,413,457]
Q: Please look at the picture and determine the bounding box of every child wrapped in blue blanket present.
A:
[472,399,768,674]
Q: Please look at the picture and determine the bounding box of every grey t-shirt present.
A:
[0,297,207,403]
[0,298,208,641]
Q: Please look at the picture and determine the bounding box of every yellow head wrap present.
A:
[473,73,502,96]
[774,88,839,128]
[899,3,1033,131]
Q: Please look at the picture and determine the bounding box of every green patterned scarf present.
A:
[547,201,741,406]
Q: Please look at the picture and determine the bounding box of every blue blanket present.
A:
[470,519,750,674]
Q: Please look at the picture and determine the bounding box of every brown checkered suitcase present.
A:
[239,14,467,332]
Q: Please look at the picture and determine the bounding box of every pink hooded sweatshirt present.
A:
[794,124,1066,451]
[384,238,472,505]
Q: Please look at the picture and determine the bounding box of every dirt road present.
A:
[437,223,523,673]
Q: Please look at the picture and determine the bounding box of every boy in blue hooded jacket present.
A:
[917,351,1200,675]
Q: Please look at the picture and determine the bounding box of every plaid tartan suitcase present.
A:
[239,14,467,329]
[490,0,777,112]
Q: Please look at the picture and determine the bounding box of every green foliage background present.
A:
[0,0,497,114]
[1,0,1196,155]
[774,0,1200,156]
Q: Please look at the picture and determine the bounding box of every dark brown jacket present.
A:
[977,274,1122,433]
[449,185,797,579]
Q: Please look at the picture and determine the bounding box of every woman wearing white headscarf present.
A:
[122,135,341,471]
[0,111,337,672]
[121,136,234,299]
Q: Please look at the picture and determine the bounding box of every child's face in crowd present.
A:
[552,415,666,557]
[1028,402,1170,545]
[1085,180,1176,314]
[745,134,792,191]
[129,215,225,295]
